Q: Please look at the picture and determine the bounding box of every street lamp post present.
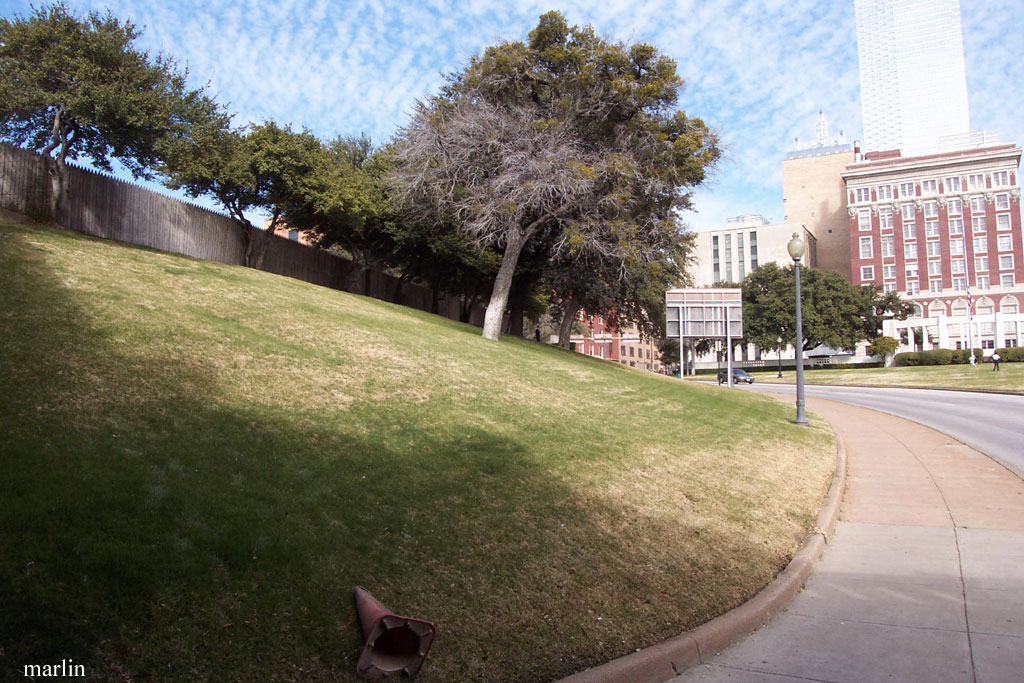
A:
[788,233,808,425]
[777,336,783,378]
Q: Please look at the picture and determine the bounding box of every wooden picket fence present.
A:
[0,143,485,326]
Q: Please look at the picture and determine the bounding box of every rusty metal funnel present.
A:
[353,586,436,679]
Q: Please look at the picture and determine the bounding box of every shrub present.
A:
[866,335,899,358]
[918,349,953,366]
[894,351,919,366]
[951,348,981,364]
[995,347,1024,362]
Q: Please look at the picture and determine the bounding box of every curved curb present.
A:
[559,429,847,683]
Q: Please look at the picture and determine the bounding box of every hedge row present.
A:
[995,347,1024,362]
[894,347,1023,366]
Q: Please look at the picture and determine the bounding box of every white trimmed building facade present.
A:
[843,143,1023,353]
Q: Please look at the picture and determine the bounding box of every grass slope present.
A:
[0,224,834,682]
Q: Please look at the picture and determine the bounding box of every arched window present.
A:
[928,301,946,317]
[910,303,924,318]
[951,299,969,317]
[976,297,995,315]
[1000,296,1019,315]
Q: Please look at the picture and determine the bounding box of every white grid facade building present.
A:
[855,0,971,156]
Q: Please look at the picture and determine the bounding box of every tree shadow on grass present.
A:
[0,227,794,682]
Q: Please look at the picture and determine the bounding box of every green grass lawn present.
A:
[1,223,835,682]
[754,363,1024,393]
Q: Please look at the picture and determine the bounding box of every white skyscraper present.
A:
[855,0,971,156]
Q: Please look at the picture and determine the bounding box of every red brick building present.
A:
[843,143,1023,350]
[570,312,664,372]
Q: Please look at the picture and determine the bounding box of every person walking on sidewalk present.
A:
[991,350,1001,371]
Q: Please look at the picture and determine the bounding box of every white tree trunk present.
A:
[482,231,529,341]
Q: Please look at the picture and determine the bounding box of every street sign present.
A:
[665,288,743,340]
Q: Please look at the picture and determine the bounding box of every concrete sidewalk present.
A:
[671,398,1024,683]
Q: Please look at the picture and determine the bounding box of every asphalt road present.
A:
[745,382,1024,479]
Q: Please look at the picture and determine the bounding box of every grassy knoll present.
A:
[0,223,834,682]
[756,364,1024,393]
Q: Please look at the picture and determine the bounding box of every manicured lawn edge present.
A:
[559,423,847,683]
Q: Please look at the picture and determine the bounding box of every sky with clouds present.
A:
[2,0,1022,232]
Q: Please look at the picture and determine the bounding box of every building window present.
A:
[861,265,875,281]
[995,193,1010,211]
[973,236,988,253]
[951,259,965,275]
[949,218,964,235]
[858,209,872,230]
[953,277,966,292]
[968,173,985,190]
[972,216,987,233]
[288,229,299,241]
[629,347,635,357]
[947,198,962,215]
[928,260,943,276]
[860,236,873,259]
[1002,297,1020,314]
[929,278,942,293]
[881,235,895,257]
[724,234,732,282]
[901,204,916,221]
[879,207,893,230]
[925,220,940,237]
[899,182,916,198]
[924,200,938,218]
[922,179,938,194]
[877,185,893,200]
[976,256,989,272]
[907,280,920,295]
[999,254,1014,271]
[970,196,986,214]
[992,170,1010,187]
[998,234,1013,252]
[620,345,626,355]
[903,222,917,240]
[855,187,871,203]
[737,233,745,280]
[978,275,990,289]
[926,241,941,257]
[945,177,961,192]
[950,238,964,256]
[906,264,919,280]
[904,242,918,260]
[712,235,720,283]
[884,282,897,294]
[996,214,1011,231]
[749,231,758,269]
[1001,274,1015,288]
[883,264,896,280]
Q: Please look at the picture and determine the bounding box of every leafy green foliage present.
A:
[162,121,355,267]
[388,11,719,339]
[866,335,899,358]
[0,3,224,183]
[743,263,910,352]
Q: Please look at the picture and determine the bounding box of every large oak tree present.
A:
[387,11,719,340]
[742,263,912,352]
[0,2,224,217]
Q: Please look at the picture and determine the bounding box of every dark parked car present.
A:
[718,368,754,385]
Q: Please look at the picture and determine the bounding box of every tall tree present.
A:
[548,230,695,348]
[162,121,329,268]
[742,263,910,352]
[0,2,225,217]
[387,11,719,341]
